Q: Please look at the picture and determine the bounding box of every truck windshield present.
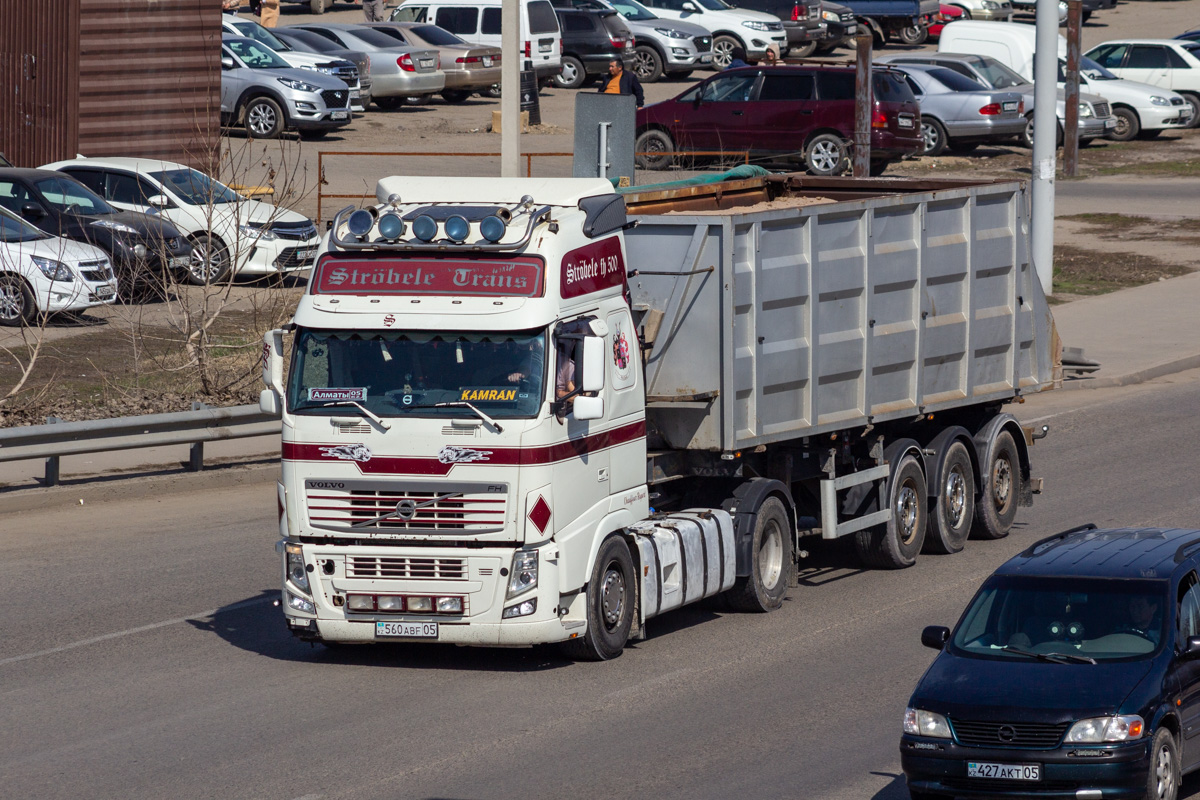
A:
[950,576,1169,662]
[289,329,547,418]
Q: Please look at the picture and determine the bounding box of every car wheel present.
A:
[920,117,949,156]
[186,234,231,285]
[924,441,975,555]
[309,0,328,12]
[855,454,928,569]
[1145,728,1180,800]
[554,56,587,89]
[949,4,971,19]
[441,89,472,104]
[635,129,675,170]
[0,274,36,326]
[244,96,284,139]
[868,160,889,176]
[1081,8,1091,22]
[726,497,794,612]
[789,41,818,58]
[972,429,1021,540]
[632,45,664,82]
[1182,93,1200,128]
[1109,106,1140,141]
[482,84,502,98]
[711,35,741,69]
[559,535,635,661]
[898,25,928,45]
[805,132,849,176]
[374,96,404,110]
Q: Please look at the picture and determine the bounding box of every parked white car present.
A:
[42,157,322,284]
[1085,38,1200,127]
[0,206,116,325]
[638,0,787,67]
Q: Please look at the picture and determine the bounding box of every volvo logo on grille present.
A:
[395,499,417,520]
[997,725,1017,742]
[308,480,345,489]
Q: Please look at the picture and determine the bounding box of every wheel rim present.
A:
[559,62,578,85]
[600,565,626,631]
[712,39,735,67]
[0,282,24,321]
[633,50,655,78]
[644,135,667,156]
[189,241,223,282]
[991,456,1013,515]
[758,518,784,590]
[921,122,939,153]
[1154,741,1175,799]
[248,103,277,136]
[809,139,842,173]
[895,481,921,545]
[944,467,967,529]
[1113,114,1131,138]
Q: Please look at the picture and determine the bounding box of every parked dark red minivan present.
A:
[634,64,924,176]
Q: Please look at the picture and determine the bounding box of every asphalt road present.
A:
[3,368,1200,800]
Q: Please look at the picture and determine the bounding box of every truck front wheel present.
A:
[561,535,635,661]
[727,497,793,612]
[854,454,927,569]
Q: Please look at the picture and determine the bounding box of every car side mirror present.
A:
[259,388,281,416]
[20,202,44,219]
[921,625,950,650]
[146,194,172,209]
[221,56,235,70]
[1182,636,1200,660]
[681,1,700,10]
[580,335,605,393]
[573,395,604,420]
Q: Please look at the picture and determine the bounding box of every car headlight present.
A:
[822,9,839,21]
[277,77,321,93]
[742,20,772,30]
[1066,715,1144,743]
[90,219,140,235]
[654,27,692,39]
[285,542,309,592]
[982,0,999,8]
[1150,95,1170,106]
[239,224,278,242]
[506,550,538,599]
[904,708,952,738]
[1079,102,1094,118]
[31,256,74,281]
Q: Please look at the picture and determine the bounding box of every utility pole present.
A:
[853,30,873,178]
[1063,0,1083,177]
[1029,0,1059,296]
[500,0,520,177]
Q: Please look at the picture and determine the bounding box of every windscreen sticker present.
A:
[308,387,367,402]
[459,387,519,402]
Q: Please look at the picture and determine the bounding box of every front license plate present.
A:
[1002,101,1018,111]
[482,56,494,66]
[169,255,191,268]
[331,110,348,120]
[700,55,713,63]
[846,24,858,34]
[1105,118,1117,128]
[376,621,438,638]
[898,116,914,128]
[296,248,317,263]
[95,284,116,299]
[967,762,1041,781]
[350,89,360,99]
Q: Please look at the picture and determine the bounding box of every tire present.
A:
[1081,8,1091,23]
[789,40,818,59]
[374,96,404,110]
[868,160,889,176]
[0,274,36,326]
[441,89,472,104]
[632,45,664,83]
[711,35,742,69]
[949,4,971,19]
[726,497,794,612]
[243,96,284,139]
[1109,106,1140,141]
[185,234,231,285]
[1182,94,1200,128]
[1020,113,1064,149]
[482,84,502,98]
[560,535,635,661]
[854,455,928,569]
[972,430,1020,540]
[1144,728,1179,800]
[805,132,849,176]
[309,0,328,12]
[898,25,928,45]
[920,117,949,156]
[635,128,675,170]
[924,441,974,555]
[948,141,979,154]
[553,56,587,89]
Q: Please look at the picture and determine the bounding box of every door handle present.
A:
[800,109,813,115]
[732,110,744,116]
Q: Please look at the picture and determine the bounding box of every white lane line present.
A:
[0,597,273,668]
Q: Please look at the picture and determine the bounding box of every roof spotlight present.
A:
[378,212,405,240]
[347,209,374,237]
[444,214,470,242]
[480,214,507,243]
[412,214,438,242]
[386,193,402,206]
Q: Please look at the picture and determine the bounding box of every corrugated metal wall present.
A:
[0,0,219,170]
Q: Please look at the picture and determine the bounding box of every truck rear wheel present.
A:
[727,497,793,612]
[924,441,974,554]
[972,430,1020,540]
[854,455,927,569]
[561,535,635,661]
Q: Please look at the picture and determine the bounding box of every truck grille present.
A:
[321,88,349,109]
[840,11,856,22]
[306,486,508,532]
[1092,101,1110,118]
[347,555,467,580]
[950,719,1069,749]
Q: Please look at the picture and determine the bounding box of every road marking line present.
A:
[0,597,273,668]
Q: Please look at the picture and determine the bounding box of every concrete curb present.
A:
[1061,353,1200,391]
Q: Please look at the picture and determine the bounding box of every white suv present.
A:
[44,157,322,285]
[638,0,786,67]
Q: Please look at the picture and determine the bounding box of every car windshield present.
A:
[226,38,291,68]
[611,0,657,21]
[970,57,1028,89]
[696,0,732,9]
[281,29,339,53]
[148,168,240,206]
[410,24,467,45]
[33,177,113,215]
[1077,55,1118,80]
[0,208,49,242]
[951,576,1169,662]
[290,329,547,418]
[231,19,290,51]
[928,67,987,92]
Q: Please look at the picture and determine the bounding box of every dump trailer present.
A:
[261,173,1059,660]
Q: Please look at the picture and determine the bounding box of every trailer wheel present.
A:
[924,441,974,554]
[561,535,635,661]
[727,497,793,612]
[854,455,927,569]
[972,430,1021,540]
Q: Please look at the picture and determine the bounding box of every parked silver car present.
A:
[220,36,353,139]
[877,52,1116,147]
[261,25,374,111]
[362,22,501,103]
[890,63,1026,156]
[288,23,446,110]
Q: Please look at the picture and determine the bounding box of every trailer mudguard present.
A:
[721,478,795,577]
[972,413,1033,506]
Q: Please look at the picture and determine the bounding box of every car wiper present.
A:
[318,400,391,431]
[1001,645,1096,665]
[435,401,503,433]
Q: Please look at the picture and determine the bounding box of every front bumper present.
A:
[662,41,713,69]
[37,278,118,313]
[744,33,788,59]
[901,735,1151,798]
[1132,103,1194,132]
[1078,116,1112,139]
[234,233,321,275]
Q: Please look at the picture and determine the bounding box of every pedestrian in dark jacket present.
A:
[598,58,644,107]
[726,46,749,69]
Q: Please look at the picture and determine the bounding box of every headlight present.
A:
[822,10,838,21]
[239,224,279,242]
[31,256,74,281]
[654,27,692,38]
[277,77,321,93]
[506,550,538,598]
[904,708,952,738]
[1079,102,1094,118]
[1066,715,1144,743]
[742,20,772,30]
[285,542,309,592]
[1150,95,1169,106]
[982,0,998,8]
[90,219,140,235]
[502,598,537,618]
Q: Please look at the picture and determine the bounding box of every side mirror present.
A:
[681,1,700,10]
[1182,636,1200,660]
[20,202,44,219]
[146,194,171,209]
[921,625,950,651]
[221,56,235,70]
[580,335,605,393]
[573,395,604,420]
[260,388,281,416]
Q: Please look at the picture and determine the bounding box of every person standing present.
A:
[598,58,644,107]
[358,0,387,21]
[259,0,280,27]
[221,0,241,12]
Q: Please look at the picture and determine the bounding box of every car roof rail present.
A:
[1173,537,1200,564]
[1022,522,1098,556]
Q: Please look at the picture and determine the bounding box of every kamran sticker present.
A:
[459,386,519,402]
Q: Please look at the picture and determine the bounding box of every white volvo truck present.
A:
[261,173,1059,660]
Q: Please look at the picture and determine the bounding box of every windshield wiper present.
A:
[1001,645,1096,665]
[435,401,503,433]
[319,400,391,431]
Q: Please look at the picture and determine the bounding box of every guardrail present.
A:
[0,403,280,487]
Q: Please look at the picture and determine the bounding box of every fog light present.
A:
[347,594,374,611]
[407,596,433,613]
[412,214,437,241]
[479,214,506,242]
[672,48,688,56]
[347,209,374,236]
[437,596,463,613]
[133,244,147,259]
[502,598,537,619]
[378,212,405,240]
[444,214,470,242]
[288,592,315,614]
[377,595,403,612]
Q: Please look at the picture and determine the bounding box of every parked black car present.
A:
[902,525,1200,800]
[0,169,190,294]
[553,7,636,88]
[729,0,825,57]
[814,0,858,53]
